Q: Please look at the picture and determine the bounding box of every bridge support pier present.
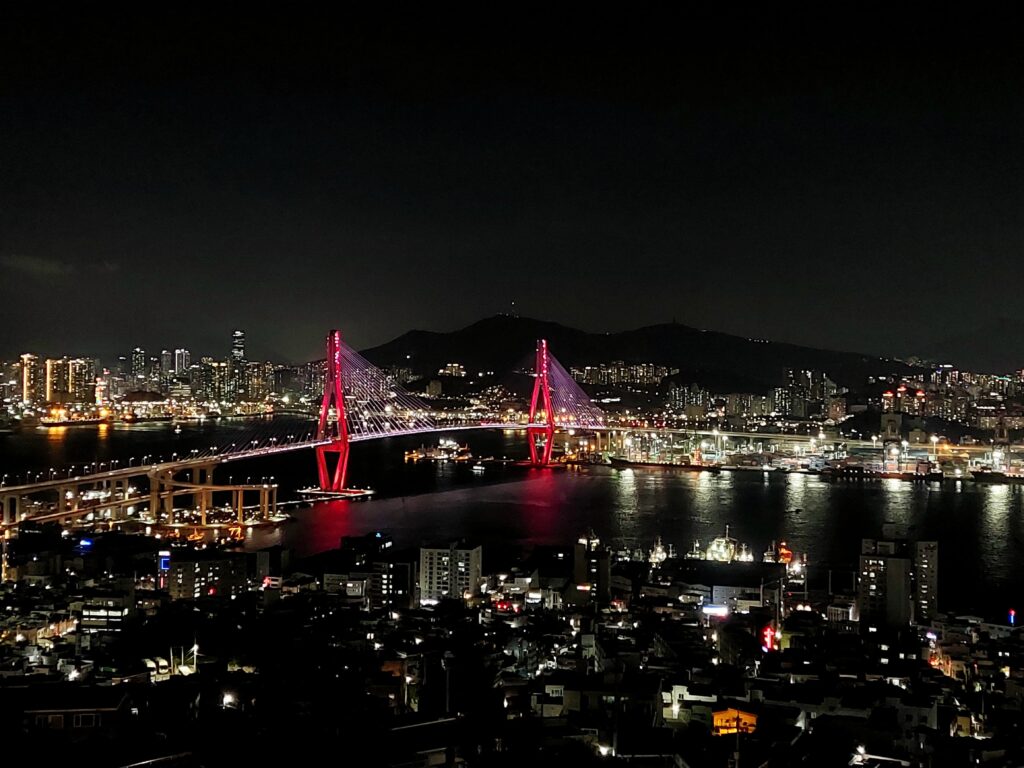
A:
[316,442,349,492]
[199,487,209,527]
[1,494,19,526]
[159,474,176,525]
[528,425,555,466]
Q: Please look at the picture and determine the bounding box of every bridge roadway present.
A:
[0,421,1001,497]
[0,422,1004,527]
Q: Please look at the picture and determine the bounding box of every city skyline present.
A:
[5,11,1024,765]
[7,309,1024,379]
[4,10,1024,366]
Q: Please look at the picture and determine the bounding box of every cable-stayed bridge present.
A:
[0,332,605,527]
[315,331,604,490]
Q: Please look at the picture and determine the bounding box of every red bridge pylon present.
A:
[316,330,350,491]
[527,339,556,466]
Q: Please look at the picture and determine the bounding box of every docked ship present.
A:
[40,417,106,427]
[608,455,720,473]
[405,437,472,463]
[40,413,112,427]
[121,413,173,424]
[648,535,676,565]
[698,525,755,563]
[763,540,794,565]
[971,468,1024,484]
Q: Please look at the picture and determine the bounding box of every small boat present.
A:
[296,487,376,500]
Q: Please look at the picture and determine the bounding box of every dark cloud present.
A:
[1,254,75,278]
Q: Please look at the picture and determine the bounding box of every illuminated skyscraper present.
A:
[45,358,95,403]
[131,347,147,379]
[198,358,231,402]
[231,330,246,362]
[244,360,275,401]
[174,348,191,374]
[68,358,96,403]
[45,358,69,403]
[20,353,42,405]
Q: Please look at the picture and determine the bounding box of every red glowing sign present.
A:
[762,625,775,651]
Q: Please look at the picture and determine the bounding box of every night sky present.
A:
[2,9,1023,366]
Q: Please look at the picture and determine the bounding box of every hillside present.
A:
[919,316,1024,373]
[361,315,922,392]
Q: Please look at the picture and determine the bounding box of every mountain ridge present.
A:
[361,315,923,392]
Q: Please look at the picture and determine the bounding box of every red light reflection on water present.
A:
[517,468,564,545]
[246,468,578,557]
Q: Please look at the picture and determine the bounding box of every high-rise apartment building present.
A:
[0,361,19,402]
[45,358,68,403]
[71,358,96,403]
[231,330,246,361]
[418,542,482,604]
[174,348,191,374]
[913,540,938,624]
[244,361,275,401]
[160,350,174,384]
[20,353,42,405]
[168,551,247,600]
[196,358,231,402]
[571,361,675,386]
[130,347,147,379]
[857,526,938,628]
[332,532,415,610]
[43,357,95,404]
[574,529,611,602]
